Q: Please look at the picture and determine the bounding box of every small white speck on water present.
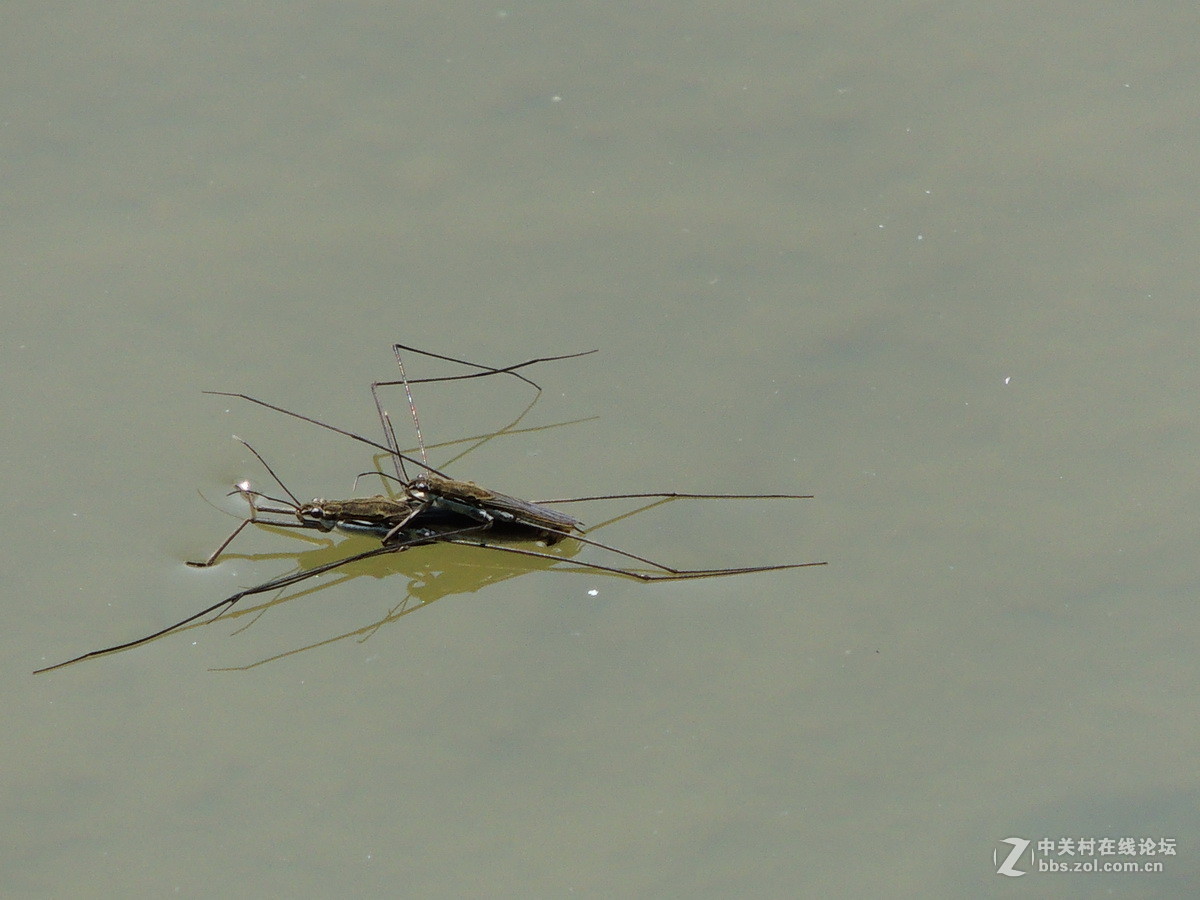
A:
[587,589,598,596]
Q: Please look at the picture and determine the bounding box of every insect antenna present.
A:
[231,487,300,514]
[232,436,301,506]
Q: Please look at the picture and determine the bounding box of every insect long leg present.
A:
[187,439,324,568]
[533,491,816,534]
[373,366,547,485]
[431,538,827,581]
[534,491,815,504]
[539,525,825,577]
[389,346,423,478]
[33,523,492,674]
[189,518,256,569]
[34,547,396,674]
[367,489,823,580]
[204,349,593,482]
[211,537,818,673]
[388,487,820,578]
[370,346,595,482]
[386,344,597,391]
[188,482,268,568]
[396,486,822,576]
[186,502,336,568]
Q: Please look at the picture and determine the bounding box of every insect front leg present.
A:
[381,498,435,544]
[187,483,264,568]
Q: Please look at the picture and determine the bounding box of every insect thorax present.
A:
[300,495,413,523]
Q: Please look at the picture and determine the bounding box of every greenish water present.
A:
[6,3,1199,896]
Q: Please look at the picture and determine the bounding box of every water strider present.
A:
[187,345,596,565]
[211,342,824,579]
[34,348,584,675]
[34,344,825,674]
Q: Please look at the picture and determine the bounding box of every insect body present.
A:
[406,475,582,545]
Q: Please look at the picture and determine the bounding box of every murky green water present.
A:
[6,3,1199,895]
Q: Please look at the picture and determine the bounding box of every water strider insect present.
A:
[187,345,595,566]
[212,342,825,580]
[34,349,586,675]
[34,345,825,674]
